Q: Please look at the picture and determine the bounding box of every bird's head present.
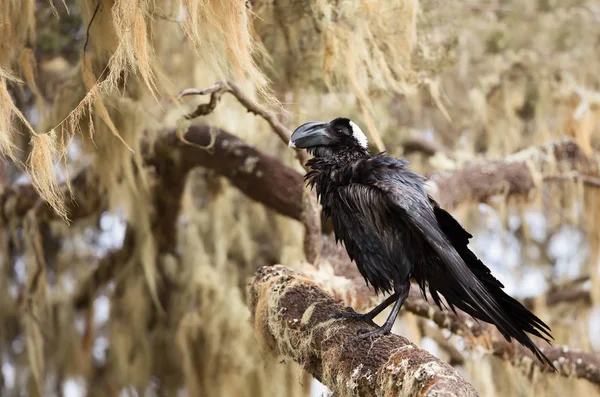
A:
[288,117,368,155]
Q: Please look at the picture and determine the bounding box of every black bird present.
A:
[289,117,555,369]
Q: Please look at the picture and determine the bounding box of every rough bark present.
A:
[0,125,305,224]
[4,129,597,226]
[300,236,600,387]
[151,125,305,221]
[248,265,479,397]
[401,137,447,157]
[427,139,599,209]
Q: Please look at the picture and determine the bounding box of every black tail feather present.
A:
[430,205,557,371]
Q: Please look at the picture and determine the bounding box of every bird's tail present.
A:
[426,206,556,370]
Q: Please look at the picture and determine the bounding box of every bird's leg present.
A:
[357,281,410,338]
[331,293,398,327]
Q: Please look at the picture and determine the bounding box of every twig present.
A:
[177,81,310,166]
[543,172,600,188]
[178,83,319,261]
[83,0,101,54]
[179,84,225,120]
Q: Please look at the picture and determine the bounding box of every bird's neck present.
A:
[305,147,368,171]
[304,147,369,205]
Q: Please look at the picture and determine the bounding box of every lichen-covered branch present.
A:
[427,139,599,209]
[492,339,600,386]
[404,290,600,385]
[179,82,292,146]
[151,125,305,220]
[72,226,135,310]
[298,240,600,387]
[0,168,99,222]
[248,265,479,397]
[521,284,591,310]
[3,127,597,228]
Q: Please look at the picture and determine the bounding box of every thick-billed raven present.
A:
[289,117,555,369]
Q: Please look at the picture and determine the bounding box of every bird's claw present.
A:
[356,326,391,340]
[330,306,358,319]
[330,308,378,327]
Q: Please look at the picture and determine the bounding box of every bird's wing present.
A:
[370,171,555,368]
[331,183,416,295]
[430,201,505,289]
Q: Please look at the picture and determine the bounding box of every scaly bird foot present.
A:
[356,324,392,340]
[330,307,378,327]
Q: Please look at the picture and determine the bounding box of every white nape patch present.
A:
[349,120,368,148]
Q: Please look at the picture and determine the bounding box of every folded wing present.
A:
[371,168,555,369]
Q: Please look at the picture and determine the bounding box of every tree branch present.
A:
[427,139,599,209]
[5,127,597,227]
[178,81,309,165]
[248,265,479,396]
[298,240,600,387]
[402,137,448,157]
[151,125,305,220]
[404,290,600,385]
[0,169,100,222]
[178,82,319,260]
[521,285,591,310]
[72,226,136,310]
[0,125,305,224]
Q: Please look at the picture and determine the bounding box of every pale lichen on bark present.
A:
[248,265,479,396]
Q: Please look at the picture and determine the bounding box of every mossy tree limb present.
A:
[300,240,600,387]
[248,265,479,397]
[428,139,600,209]
[3,127,598,226]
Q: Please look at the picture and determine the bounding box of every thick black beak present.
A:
[289,122,332,149]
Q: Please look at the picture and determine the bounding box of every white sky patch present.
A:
[14,256,27,284]
[549,225,587,280]
[588,307,600,351]
[96,211,127,254]
[93,337,109,363]
[523,211,547,243]
[420,336,440,357]
[311,378,332,397]
[93,296,110,326]
[2,362,15,389]
[515,268,548,298]
[63,378,87,397]
[349,120,368,148]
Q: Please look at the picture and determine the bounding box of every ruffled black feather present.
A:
[306,150,556,370]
